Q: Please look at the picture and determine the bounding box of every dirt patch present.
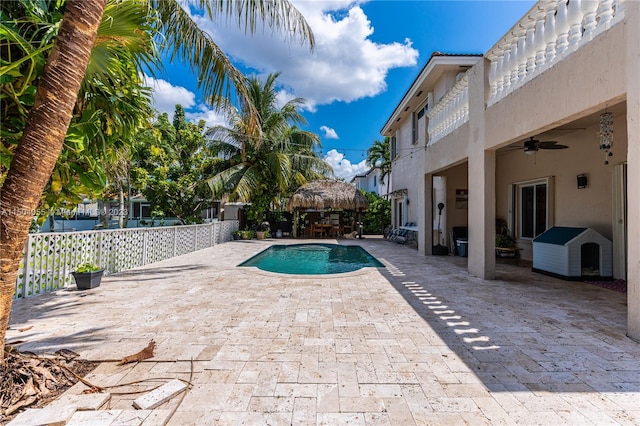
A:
[0,349,97,424]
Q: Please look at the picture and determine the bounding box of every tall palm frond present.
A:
[151,1,313,133]
[206,73,331,213]
[367,137,391,190]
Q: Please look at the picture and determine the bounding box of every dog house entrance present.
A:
[581,243,600,276]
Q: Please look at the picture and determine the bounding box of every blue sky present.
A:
[146,0,536,181]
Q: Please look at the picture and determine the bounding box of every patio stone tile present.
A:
[292,397,317,424]
[194,345,222,360]
[217,412,292,425]
[193,368,241,384]
[338,397,385,413]
[140,409,172,425]
[176,384,233,411]
[7,238,639,424]
[381,397,415,424]
[441,383,492,398]
[316,383,340,413]
[274,383,318,398]
[221,384,255,411]
[64,410,121,425]
[247,395,295,413]
[252,365,281,396]
[427,396,481,413]
[316,412,366,425]
[165,410,208,425]
[236,369,260,384]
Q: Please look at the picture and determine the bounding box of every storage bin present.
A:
[456,238,468,257]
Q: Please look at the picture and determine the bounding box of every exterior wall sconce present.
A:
[577,174,588,189]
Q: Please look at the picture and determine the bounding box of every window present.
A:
[391,135,398,159]
[374,175,377,187]
[133,203,151,218]
[412,111,418,144]
[416,103,429,146]
[518,181,548,239]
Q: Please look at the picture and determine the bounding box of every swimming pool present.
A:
[239,243,384,275]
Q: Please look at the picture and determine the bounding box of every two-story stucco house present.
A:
[351,168,388,198]
[381,0,639,340]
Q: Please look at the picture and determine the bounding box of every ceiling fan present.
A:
[518,136,569,155]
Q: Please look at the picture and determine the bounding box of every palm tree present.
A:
[0,0,106,363]
[0,0,315,361]
[206,73,333,222]
[367,137,392,198]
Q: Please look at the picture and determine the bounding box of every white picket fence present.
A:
[14,221,238,299]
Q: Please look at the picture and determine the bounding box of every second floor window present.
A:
[391,135,397,159]
[412,111,418,144]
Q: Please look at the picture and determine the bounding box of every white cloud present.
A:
[189,1,418,108]
[144,75,228,128]
[185,104,228,128]
[143,75,195,116]
[323,149,369,182]
[320,126,338,139]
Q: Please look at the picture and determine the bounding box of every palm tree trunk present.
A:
[0,0,107,362]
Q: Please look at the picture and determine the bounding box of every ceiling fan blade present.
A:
[538,141,568,149]
[524,138,538,149]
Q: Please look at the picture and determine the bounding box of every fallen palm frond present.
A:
[0,348,97,420]
[117,339,156,365]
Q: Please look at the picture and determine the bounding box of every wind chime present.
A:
[599,111,613,165]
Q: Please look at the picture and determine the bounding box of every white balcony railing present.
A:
[427,72,470,145]
[487,0,625,106]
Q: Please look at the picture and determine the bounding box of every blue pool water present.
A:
[239,243,384,275]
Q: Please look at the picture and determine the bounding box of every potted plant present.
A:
[239,229,253,240]
[256,221,270,239]
[71,262,105,290]
[495,234,517,258]
[232,230,241,240]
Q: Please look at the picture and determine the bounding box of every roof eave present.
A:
[380,53,482,136]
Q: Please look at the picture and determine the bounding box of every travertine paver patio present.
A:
[7,237,640,425]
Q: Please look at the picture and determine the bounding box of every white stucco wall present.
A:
[496,117,628,260]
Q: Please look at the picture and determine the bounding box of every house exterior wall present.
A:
[390,118,426,228]
[352,169,384,197]
[433,71,460,103]
[382,1,640,339]
[496,118,628,259]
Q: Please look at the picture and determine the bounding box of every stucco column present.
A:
[467,58,496,279]
[626,1,640,341]
[422,173,434,255]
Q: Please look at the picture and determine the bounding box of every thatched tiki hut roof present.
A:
[287,180,369,212]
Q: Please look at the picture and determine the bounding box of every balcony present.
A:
[487,0,625,106]
[426,0,625,147]
[426,72,469,146]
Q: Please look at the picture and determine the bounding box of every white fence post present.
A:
[142,230,148,266]
[173,227,178,257]
[18,236,32,298]
[194,225,198,251]
[97,231,103,270]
